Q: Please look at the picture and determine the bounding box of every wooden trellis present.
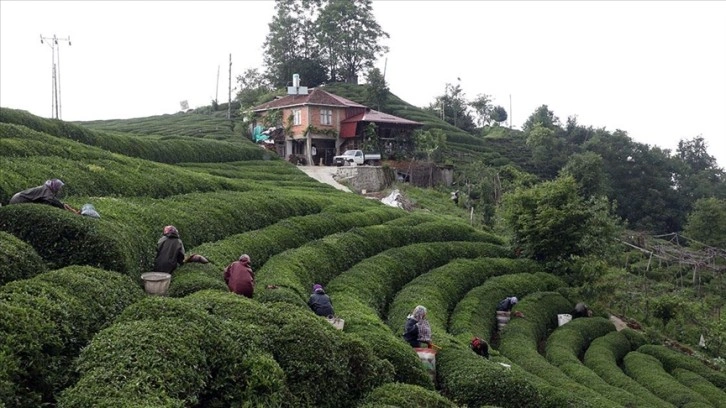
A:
[620,232,726,295]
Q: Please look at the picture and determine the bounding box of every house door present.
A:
[315,140,336,166]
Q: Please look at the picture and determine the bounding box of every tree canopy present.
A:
[262,0,388,86]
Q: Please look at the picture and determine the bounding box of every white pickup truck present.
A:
[333,150,381,166]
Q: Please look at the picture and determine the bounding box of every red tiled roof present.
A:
[251,88,366,111]
[340,109,423,126]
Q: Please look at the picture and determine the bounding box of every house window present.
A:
[293,109,302,125]
[320,109,332,125]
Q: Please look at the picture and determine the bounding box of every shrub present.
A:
[544,317,656,407]
[623,351,712,407]
[498,292,619,407]
[583,331,673,408]
[0,107,267,164]
[360,382,458,408]
[58,318,211,408]
[385,258,535,340]
[637,344,726,390]
[448,272,566,345]
[437,348,546,408]
[0,123,259,203]
[671,368,726,407]
[187,206,402,268]
[0,267,142,407]
[0,231,46,284]
[324,243,511,387]
[0,190,333,278]
[182,290,394,408]
[256,219,506,306]
[167,263,227,298]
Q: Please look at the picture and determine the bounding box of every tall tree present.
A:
[500,175,622,278]
[523,104,560,132]
[684,197,726,248]
[470,94,493,127]
[316,0,389,83]
[526,123,567,179]
[426,81,476,132]
[490,105,508,125]
[364,67,388,110]
[236,68,274,109]
[673,136,726,203]
[560,151,609,199]
[584,130,683,233]
[263,0,325,87]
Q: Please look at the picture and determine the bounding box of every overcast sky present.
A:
[1,1,724,167]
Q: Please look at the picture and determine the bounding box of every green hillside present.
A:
[0,106,724,408]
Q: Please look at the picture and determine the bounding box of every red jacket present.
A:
[224,258,254,298]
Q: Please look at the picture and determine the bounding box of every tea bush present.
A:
[255,219,504,305]
[182,291,394,407]
[623,351,713,407]
[637,344,726,390]
[0,107,267,164]
[0,231,46,284]
[383,259,576,408]
[360,382,458,408]
[671,368,726,407]
[338,244,511,320]
[583,330,672,408]
[167,206,403,297]
[545,317,657,407]
[436,348,546,408]
[326,243,510,387]
[166,262,228,297]
[0,123,259,202]
[0,266,143,407]
[188,206,402,268]
[59,318,213,407]
[0,191,333,278]
[498,292,619,407]
[448,272,566,344]
[0,204,131,272]
[386,259,543,341]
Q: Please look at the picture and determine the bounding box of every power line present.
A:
[40,34,71,119]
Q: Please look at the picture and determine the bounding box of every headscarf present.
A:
[239,254,251,264]
[312,284,324,293]
[411,305,427,321]
[45,178,64,194]
[163,225,179,236]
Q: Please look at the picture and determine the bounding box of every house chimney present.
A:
[287,74,308,95]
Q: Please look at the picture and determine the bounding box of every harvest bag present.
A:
[414,347,437,382]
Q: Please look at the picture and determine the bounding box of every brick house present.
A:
[250,85,422,165]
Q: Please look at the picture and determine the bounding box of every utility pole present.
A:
[509,94,512,130]
[40,34,71,119]
[227,53,232,120]
[215,65,220,104]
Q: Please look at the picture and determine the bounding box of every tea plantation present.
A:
[1,107,724,407]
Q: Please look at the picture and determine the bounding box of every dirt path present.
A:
[296,165,352,193]
[609,314,630,331]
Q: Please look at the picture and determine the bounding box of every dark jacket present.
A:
[224,258,255,298]
[308,291,334,317]
[402,317,419,347]
[9,185,64,209]
[572,302,591,319]
[496,297,517,312]
[154,233,185,273]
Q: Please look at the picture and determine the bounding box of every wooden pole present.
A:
[227,53,232,120]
